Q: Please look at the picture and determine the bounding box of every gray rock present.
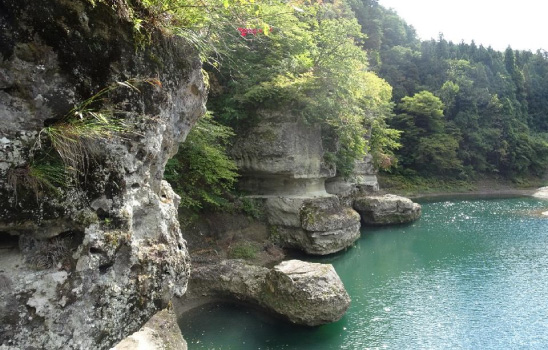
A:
[262,260,350,326]
[0,0,206,348]
[265,196,361,255]
[189,259,269,302]
[231,111,334,183]
[228,110,360,255]
[354,194,421,225]
[183,259,350,326]
[111,308,187,350]
[326,154,380,205]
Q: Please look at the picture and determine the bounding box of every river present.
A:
[179,196,548,349]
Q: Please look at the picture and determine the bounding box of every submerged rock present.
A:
[354,194,421,225]
[182,259,350,326]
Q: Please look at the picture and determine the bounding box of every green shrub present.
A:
[239,197,263,219]
[164,112,238,211]
[228,242,258,260]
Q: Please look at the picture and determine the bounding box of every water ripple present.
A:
[179,197,548,350]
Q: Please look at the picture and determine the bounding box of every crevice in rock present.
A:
[99,262,113,274]
[0,231,19,251]
[89,247,103,254]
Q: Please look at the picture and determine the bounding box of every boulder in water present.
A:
[261,259,351,326]
[183,259,350,326]
[354,194,421,225]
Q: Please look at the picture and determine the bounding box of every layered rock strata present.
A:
[266,196,360,255]
[354,194,422,225]
[0,1,207,348]
[183,259,350,326]
[325,154,380,204]
[231,112,361,255]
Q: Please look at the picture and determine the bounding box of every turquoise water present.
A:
[178,196,548,349]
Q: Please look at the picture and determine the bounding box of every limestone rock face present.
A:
[0,1,206,349]
[231,111,334,189]
[188,259,269,303]
[111,309,187,350]
[262,260,351,326]
[354,194,421,225]
[326,154,380,206]
[230,111,360,254]
[265,196,361,255]
[183,259,350,326]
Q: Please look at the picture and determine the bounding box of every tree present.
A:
[390,90,462,175]
[208,0,399,177]
[398,91,445,134]
[164,113,238,211]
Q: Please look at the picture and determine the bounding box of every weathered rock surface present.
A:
[261,260,351,326]
[265,195,361,255]
[0,0,206,349]
[326,154,380,206]
[354,194,421,225]
[231,111,335,192]
[183,259,350,326]
[230,111,360,254]
[111,308,187,350]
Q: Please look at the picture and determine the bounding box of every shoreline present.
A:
[405,188,537,200]
[378,175,545,200]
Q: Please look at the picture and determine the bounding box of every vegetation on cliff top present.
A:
[147,0,548,210]
[151,0,401,212]
[203,0,400,177]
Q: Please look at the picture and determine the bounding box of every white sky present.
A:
[378,0,548,52]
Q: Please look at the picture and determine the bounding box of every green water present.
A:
[179,196,548,349]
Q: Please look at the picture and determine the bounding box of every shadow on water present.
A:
[178,301,347,350]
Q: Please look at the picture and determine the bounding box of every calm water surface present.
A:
[179,196,548,349]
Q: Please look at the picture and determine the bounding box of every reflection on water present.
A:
[179,196,548,349]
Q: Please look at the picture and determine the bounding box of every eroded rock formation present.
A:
[0,1,206,348]
[231,111,361,255]
[325,154,380,205]
[111,308,187,350]
[183,259,350,326]
[266,196,361,255]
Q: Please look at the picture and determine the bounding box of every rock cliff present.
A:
[325,154,380,204]
[231,111,361,255]
[0,1,206,349]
